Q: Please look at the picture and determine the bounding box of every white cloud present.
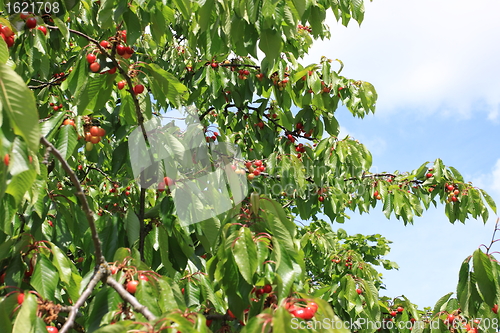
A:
[303,0,500,120]
[492,159,500,196]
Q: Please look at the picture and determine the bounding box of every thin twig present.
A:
[59,267,104,333]
[138,188,146,261]
[106,276,157,321]
[40,137,104,262]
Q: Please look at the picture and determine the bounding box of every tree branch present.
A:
[106,276,157,321]
[59,267,104,333]
[138,188,146,262]
[40,137,104,262]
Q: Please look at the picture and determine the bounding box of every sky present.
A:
[301,0,500,308]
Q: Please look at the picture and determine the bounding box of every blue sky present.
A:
[301,0,500,308]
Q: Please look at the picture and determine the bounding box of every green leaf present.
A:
[53,16,70,41]
[146,63,188,107]
[172,0,192,20]
[40,112,66,142]
[31,255,59,301]
[97,0,115,29]
[0,64,40,152]
[0,38,8,64]
[432,292,453,314]
[123,9,142,45]
[259,29,283,61]
[55,123,78,160]
[119,94,137,125]
[479,188,497,214]
[12,293,38,333]
[50,242,74,285]
[6,169,37,206]
[472,249,497,307]
[198,0,214,33]
[232,227,258,284]
[292,0,306,17]
[125,210,140,246]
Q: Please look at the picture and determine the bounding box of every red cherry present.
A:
[63,119,75,126]
[307,302,318,313]
[17,293,24,305]
[426,173,433,178]
[89,62,100,73]
[164,176,175,187]
[390,310,397,317]
[397,306,404,313]
[124,46,134,54]
[254,160,262,167]
[4,154,10,166]
[97,127,106,137]
[451,196,458,202]
[206,319,212,327]
[318,196,324,202]
[356,288,362,295]
[107,67,116,74]
[46,326,59,333]
[117,80,126,90]
[211,62,218,68]
[89,126,100,136]
[447,185,454,191]
[373,190,379,197]
[126,280,139,294]
[429,187,434,192]
[110,266,118,274]
[262,284,272,293]
[26,17,37,29]
[86,54,96,64]
[446,314,455,324]
[100,40,110,48]
[134,84,145,94]
[139,274,149,281]
[291,308,315,320]
[5,35,15,48]
[252,169,260,176]
[453,189,460,195]
[116,44,126,55]
[120,30,127,43]
[493,304,499,314]
[37,26,47,35]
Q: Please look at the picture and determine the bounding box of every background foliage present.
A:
[0,0,499,332]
